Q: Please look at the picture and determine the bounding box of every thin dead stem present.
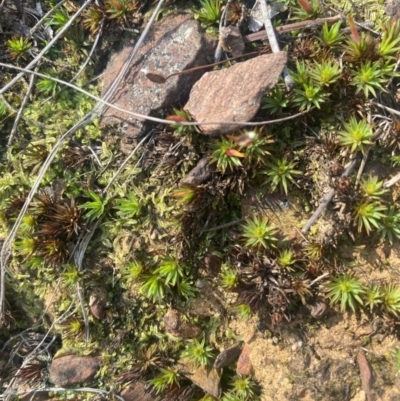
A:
[259,0,294,89]
[0,94,48,129]
[71,15,105,83]
[4,387,125,401]
[103,131,154,194]
[29,0,66,35]
[371,101,400,118]
[8,64,40,146]
[0,62,309,127]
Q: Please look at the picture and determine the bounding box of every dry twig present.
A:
[8,64,40,146]
[302,155,360,233]
[258,0,294,89]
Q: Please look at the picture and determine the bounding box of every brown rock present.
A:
[310,300,329,319]
[89,287,107,320]
[49,355,101,387]
[101,15,216,154]
[163,309,201,339]
[214,342,243,369]
[120,381,156,401]
[177,358,221,398]
[203,252,223,277]
[180,157,213,186]
[236,344,254,376]
[184,52,287,135]
[219,25,245,56]
[356,352,376,401]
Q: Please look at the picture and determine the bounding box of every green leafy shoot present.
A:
[309,60,341,86]
[351,61,387,98]
[304,242,323,260]
[343,31,376,62]
[353,201,386,235]
[262,86,289,114]
[378,19,400,58]
[46,7,70,32]
[262,157,301,194]
[210,137,245,173]
[177,279,198,299]
[194,0,221,26]
[394,349,400,372]
[320,21,344,47]
[294,0,320,20]
[277,249,296,272]
[230,375,258,400]
[62,265,80,286]
[13,236,36,260]
[123,260,143,281]
[59,318,84,339]
[182,338,214,367]
[293,82,327,110]
[78,189,108,221]
[140,274,167,302]
[382,283,400,317]
[235,303,252,319]
[148,367,180,394]
[113,192,141,219]
[241,215,278,250]
[172,185,198,205]
[289,60,308,85]
[154,257,183,286]
[82,4,104,34]
[339,117,373,153]
[378,206,400,244]
[360,175,388,200]
[326,274,365,312]
[0,99,7,117]
[219,264,238,289]
[104,0,139,25]
[363,285,382,312]
[167,108,200,137]
[7,36,32,60]
[19,215,35,233]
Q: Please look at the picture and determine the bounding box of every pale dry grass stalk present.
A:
[8,64,40,146]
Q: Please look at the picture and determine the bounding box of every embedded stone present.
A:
[49,355,101,387]
[356,352,376,400]
[89,287,107,320]
[177,358,221,398]
[101,14,216,154]
[184,52,287,135]
[236,345,254,376]
[163,309,201,339]
[214,342,243,369]
[180,157,213,186]
[120,381,156,401]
